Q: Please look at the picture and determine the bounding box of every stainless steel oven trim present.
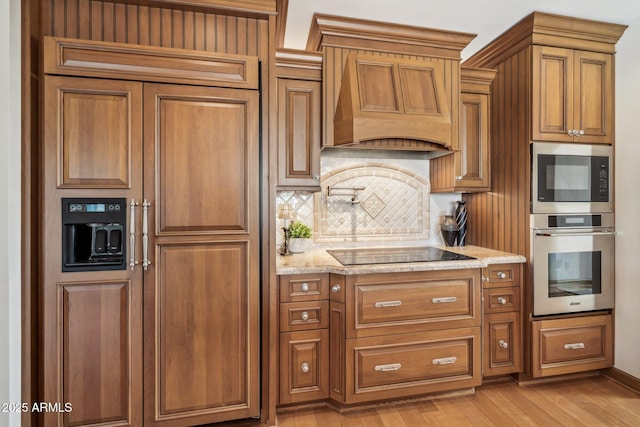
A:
[531,142,613,214]
[531,216,615,316]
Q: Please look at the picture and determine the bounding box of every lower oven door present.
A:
[532,229,614,316]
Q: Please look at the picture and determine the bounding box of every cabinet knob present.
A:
[497,272,507,279]
[568,129,575,136]
[577,129,584,136]
[455,176,463,182]
[313,174,320,180]
[301,282,309,292]
[331,284,341,293]
[497,297,507,305]
[300,311,309,321]
[301,362,310,373]
[499,340,509,349]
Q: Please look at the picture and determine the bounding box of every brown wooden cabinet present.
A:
[275,50,322,190]
[43,45,261,426]
[531,314,613,377]
[481,263,523,377]
[431,67,496,192]
[278,274,330,405]
[462,12,626,378]
[532,46,614,144]
[331,269,482,406]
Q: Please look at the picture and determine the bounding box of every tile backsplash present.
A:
[276,151,461,248]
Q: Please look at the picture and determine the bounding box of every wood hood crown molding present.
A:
[306,13,476,58]
[305,13,476,151]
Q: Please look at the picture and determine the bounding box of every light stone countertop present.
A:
[276,245,526,275]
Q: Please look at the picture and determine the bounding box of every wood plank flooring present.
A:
[276,375,640,426]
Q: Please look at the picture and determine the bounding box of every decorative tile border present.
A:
[275,155,462,248]
[316,164,428,242]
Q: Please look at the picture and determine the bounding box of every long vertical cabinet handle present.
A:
[142,199,152,270]
[129,199,139,270]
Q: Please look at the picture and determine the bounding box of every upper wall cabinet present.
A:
[334,53,452,148]
[465,12,626,148]
[430,67,496,192]
[275,49,323,191]
[532,46,613,144]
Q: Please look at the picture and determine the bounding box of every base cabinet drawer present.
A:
[350,269,481,337]
[279,301,329,332]
[343,327,481,404]
[531,314,613,378]
[483,312,521,376]
[483,287,520,313]
[279,330,329,405]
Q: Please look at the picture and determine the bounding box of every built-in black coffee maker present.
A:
[62,198,126,271]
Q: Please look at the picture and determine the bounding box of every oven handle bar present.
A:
[534,231,616,237]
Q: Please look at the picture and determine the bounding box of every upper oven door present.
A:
[531,142,613,213]
[532,227,615,316]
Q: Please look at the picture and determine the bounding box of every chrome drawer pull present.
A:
[497,297,508,305]
[432,297,457,304]
[331,284,341,293]
[374,363,401,372]
[301,282,309,292]
[564,342,585,350]
[300,311,309,321]
[497,272,507,279]
[301,362,309,373]
[374,300,402,308]
[499,340,509,349]
[432,357,457,365]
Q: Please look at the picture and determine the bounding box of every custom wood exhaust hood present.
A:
[306,14,476,151]
[334,53,453,149]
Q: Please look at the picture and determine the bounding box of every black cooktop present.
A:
[326,247,475,266]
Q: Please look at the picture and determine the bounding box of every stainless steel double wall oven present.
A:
[530,143,614,316]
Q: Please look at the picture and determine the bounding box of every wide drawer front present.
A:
[345,327,481,404]
[483,287,520,313]
[532,314,613,378]
[355,277,479,334]
[280,301,329,332]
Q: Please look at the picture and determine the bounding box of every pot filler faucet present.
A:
[327,186,366,205]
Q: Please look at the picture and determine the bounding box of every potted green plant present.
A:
[287,221,312,253]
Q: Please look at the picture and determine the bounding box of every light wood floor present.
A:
[276,375,640,426]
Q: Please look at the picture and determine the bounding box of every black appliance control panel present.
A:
[547,214,602,228]
[62,198,127,272]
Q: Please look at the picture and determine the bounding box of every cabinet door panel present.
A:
[144,83,260,426]
[277,78,321,187]
[575,51,613,143]
[483,312,521,376]
[457,92,490,189]
[532,46,574,142]
[148,242,258,421]
[45,75,142,189]
[279,330,329,404]
[60,281,141,426]
[146,84,259,234]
